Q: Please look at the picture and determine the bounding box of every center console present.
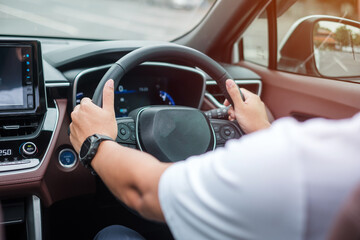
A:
[0,40,50,173]
[0,40,57,240]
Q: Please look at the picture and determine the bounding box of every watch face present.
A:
[80,137,92,159]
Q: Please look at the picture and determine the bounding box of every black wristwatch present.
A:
[79,134,113,174]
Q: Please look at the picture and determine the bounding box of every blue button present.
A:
[58,149,77,168]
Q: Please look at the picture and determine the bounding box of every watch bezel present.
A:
[79,136,93,159]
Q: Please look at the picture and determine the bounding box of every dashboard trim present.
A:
[204,93,224,108]
[26,195,42,240]
[72,64,112,108]
[135,107,146,152]
[0,159,40,173]
[206,79,262,95]
[205,79,262,107]
[45,82,71,88]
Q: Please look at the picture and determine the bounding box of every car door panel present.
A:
[240,61,360,121]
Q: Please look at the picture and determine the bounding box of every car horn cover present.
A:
[136,106,215,162]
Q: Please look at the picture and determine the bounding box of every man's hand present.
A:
[69,79,118,153]
[224,79,270,134]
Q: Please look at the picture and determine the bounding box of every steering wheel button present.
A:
[212,124,220,132]
[220,126,236,139]
[120,128,126,135]
[130,133,136,141]
[215,133,225,144]
[118,124,131,140]
[127,122,135,131]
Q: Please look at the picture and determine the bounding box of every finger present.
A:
[80,97,92,104]
[228,109,236,120]
[72,104,80,113]
[239,88,256,101]
[228,108,235,119]
[79,98,93,110]
[226,79,244,107]
[71,105,80,121]
[69,122,75,136]
[102,79,115,112]
[223,99,230,106]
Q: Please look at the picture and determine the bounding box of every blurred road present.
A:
[316,50,360,77]
[0,0,208,40]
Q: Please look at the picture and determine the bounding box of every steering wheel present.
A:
[92,44,243,162]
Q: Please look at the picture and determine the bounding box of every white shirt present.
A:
[158,113,360,240]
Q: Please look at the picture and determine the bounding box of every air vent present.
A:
[206,84,227,104]
[206,80,262,104]
[0,116,42,138]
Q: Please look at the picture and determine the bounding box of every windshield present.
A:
[0,0,215,41]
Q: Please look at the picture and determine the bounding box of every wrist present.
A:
[262,120,271,129]
[79,134,114,174]
[242,120,271,134]
[253,120,271,133]
[91,140,116,171]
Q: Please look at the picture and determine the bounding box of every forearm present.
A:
[91,140,171,221]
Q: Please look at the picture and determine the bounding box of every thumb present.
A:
[102,79,115,112]
[226,79,243,108]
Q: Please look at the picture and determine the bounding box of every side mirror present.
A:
[278,15,360,79]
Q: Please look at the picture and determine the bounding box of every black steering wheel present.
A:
[92,44,243,162]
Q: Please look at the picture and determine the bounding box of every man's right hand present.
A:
[224,79,271,134]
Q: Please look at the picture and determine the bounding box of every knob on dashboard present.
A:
[21,142,37,156]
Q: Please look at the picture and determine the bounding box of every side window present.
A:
[277,0,360,77]
[242,11,269,67]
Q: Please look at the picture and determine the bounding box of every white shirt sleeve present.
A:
[158,117,306,240]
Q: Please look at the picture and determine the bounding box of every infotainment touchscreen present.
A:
[0,46,33,110]
[0,40,46,116]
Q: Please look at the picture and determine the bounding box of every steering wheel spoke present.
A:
[210,119,243,148]
[116,117,137,149]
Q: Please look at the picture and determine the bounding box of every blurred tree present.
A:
[317,0,356,7]
[334,25,351,46]
[316,0,358,19]
[353,33,360,46]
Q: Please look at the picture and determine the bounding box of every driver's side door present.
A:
[238,0,360,121]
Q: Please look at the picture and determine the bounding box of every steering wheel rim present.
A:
[92,43,236,107]
[92,43,243,162]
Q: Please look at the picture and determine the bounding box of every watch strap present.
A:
[80,134,114,174]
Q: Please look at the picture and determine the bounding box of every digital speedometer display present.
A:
[114,77,175,117]
[75,77,176,118]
